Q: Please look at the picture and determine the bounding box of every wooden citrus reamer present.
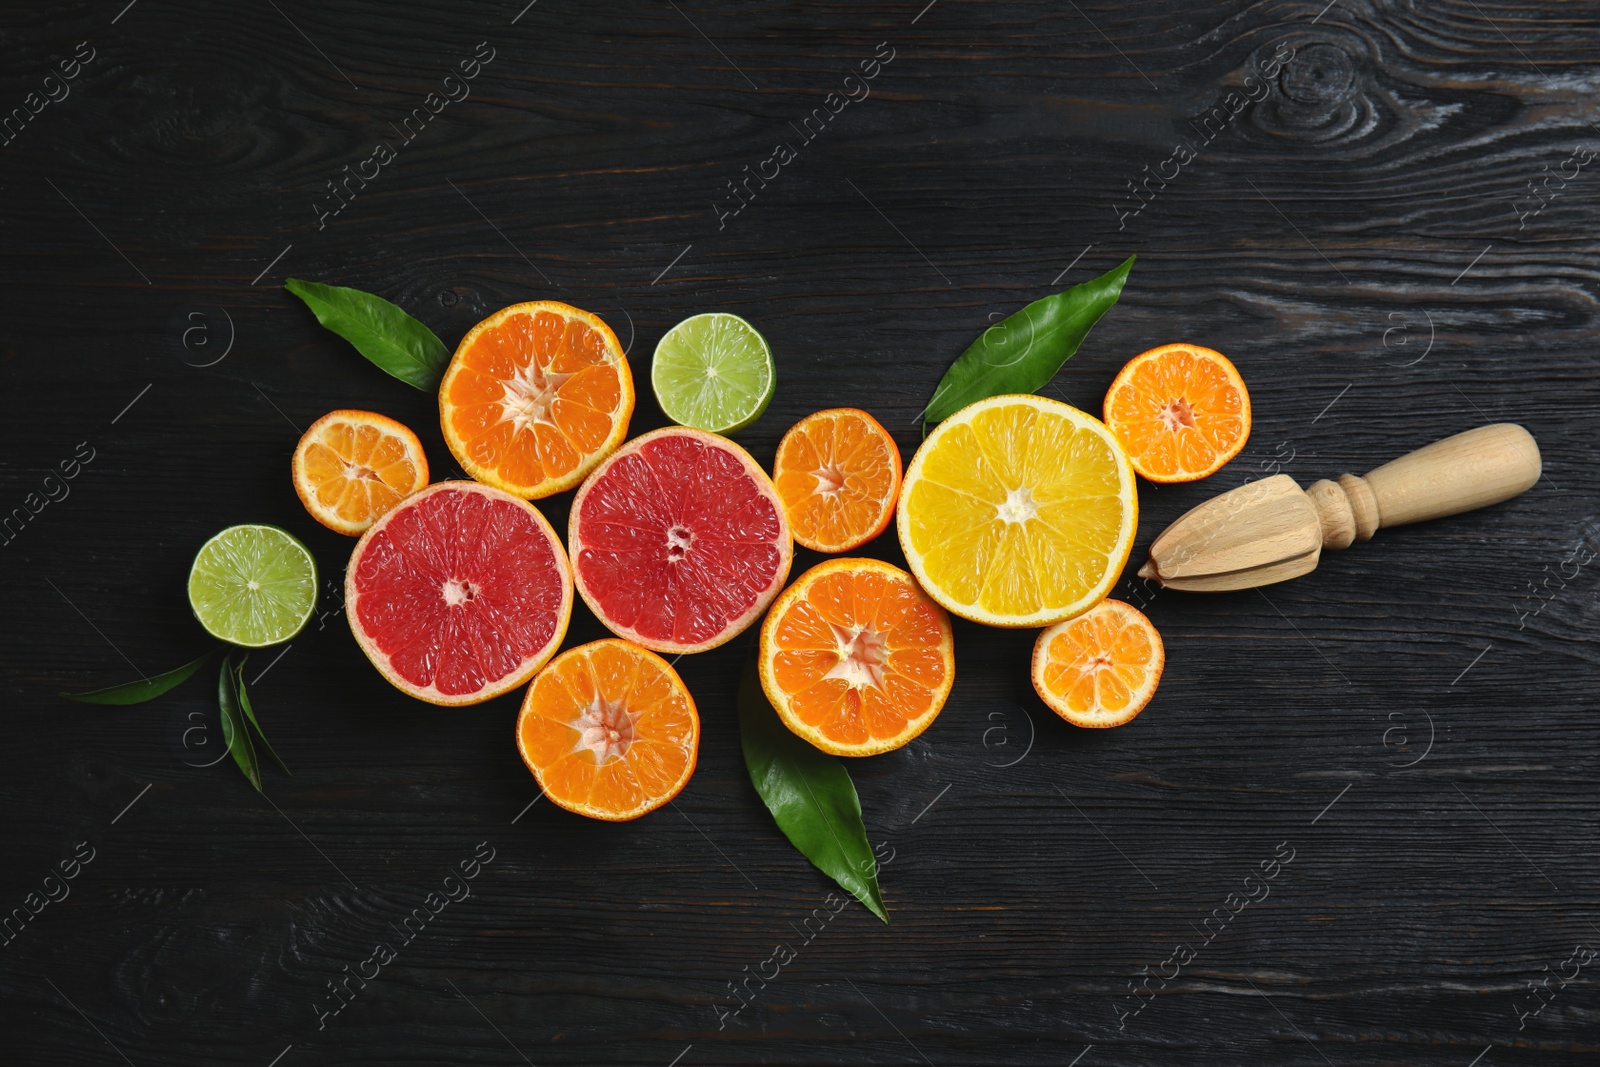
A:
[1138,424,1542,591]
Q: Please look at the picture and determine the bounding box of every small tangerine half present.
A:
[1103,343,1251,482]
[516,639,700,820]
[772,407,902,553]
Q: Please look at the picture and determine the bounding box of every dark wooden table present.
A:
[4,2,1597,1064]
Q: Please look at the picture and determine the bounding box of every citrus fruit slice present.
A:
[1103,343,1251,483]
[188,525,318,647]
[651,312,774,433]
[759,558,954,756]
[291,409,429,535]
[897,394,1138,628]
[516,639,700,821]
[773,408,902,553]
[569,426,792,654]
[346,481,572,705]
[439,301,634,499]
[1032,599,1163,728]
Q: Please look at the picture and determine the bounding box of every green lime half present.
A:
[651,312,775,433]
[188,524,318,647]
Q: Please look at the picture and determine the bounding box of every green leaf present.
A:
[234,658,290,776]
[61,650,217,705]
[285,277,449,391]
[218,653,262,792]
[737,657,887,922]
[921,254,1136,431]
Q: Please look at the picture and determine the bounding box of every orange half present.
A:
[516,639,699,821]
[773,408,902,553]
[1103,343,1251,482]
[1031,599,1163,728]
[439,301,634,499]
[292,409,429,535]
[759,557,954,756]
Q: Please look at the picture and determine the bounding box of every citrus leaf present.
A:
[737,656,887,922]
[921,254,1135,432]
[285,277,449,391]
[61,650,217,705]
[234,658,290,776]
[218,653,262,792]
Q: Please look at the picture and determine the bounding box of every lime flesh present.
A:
[651,312,775,433]
[188,524,318,647]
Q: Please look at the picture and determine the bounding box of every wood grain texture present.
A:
[3,0,1599,1064]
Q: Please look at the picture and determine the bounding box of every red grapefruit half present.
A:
[569,427,792,654]
[346,480,573,705]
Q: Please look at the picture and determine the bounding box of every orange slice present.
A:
[1031,599,1163,728]
[516,639,699,820]
[1103,343,1251,482]
[759,557,954,756]
[773,408,902,553]
[292,409,429,535]
[439,301,634,499]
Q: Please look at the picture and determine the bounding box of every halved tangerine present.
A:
[759,558,954,756]
[1031,598,1163,728]
[292,409,429,535]
[773,408,902,553]
[516,639,700,821]
[1103,343,1251,483]
[439,301,634,499]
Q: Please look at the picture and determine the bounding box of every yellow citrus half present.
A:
[897,394,1138,627]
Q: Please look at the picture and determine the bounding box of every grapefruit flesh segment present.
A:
[569,427,792,654]
[346,481,572,705]
[516,639,699,820]
[760,558,954,756]
[439,302,633,499]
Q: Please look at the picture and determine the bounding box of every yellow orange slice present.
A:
[773,408,902,553]
[515,639,700,820]
[292,409,429,535]
[439,301,634,499]
[897,394,1138,628]
[1031,599,1163,728]
[759,558,954,756]
[1103,343,1251,482]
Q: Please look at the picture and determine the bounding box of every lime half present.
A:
[188,524,318,647]
[651,312,775,433]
